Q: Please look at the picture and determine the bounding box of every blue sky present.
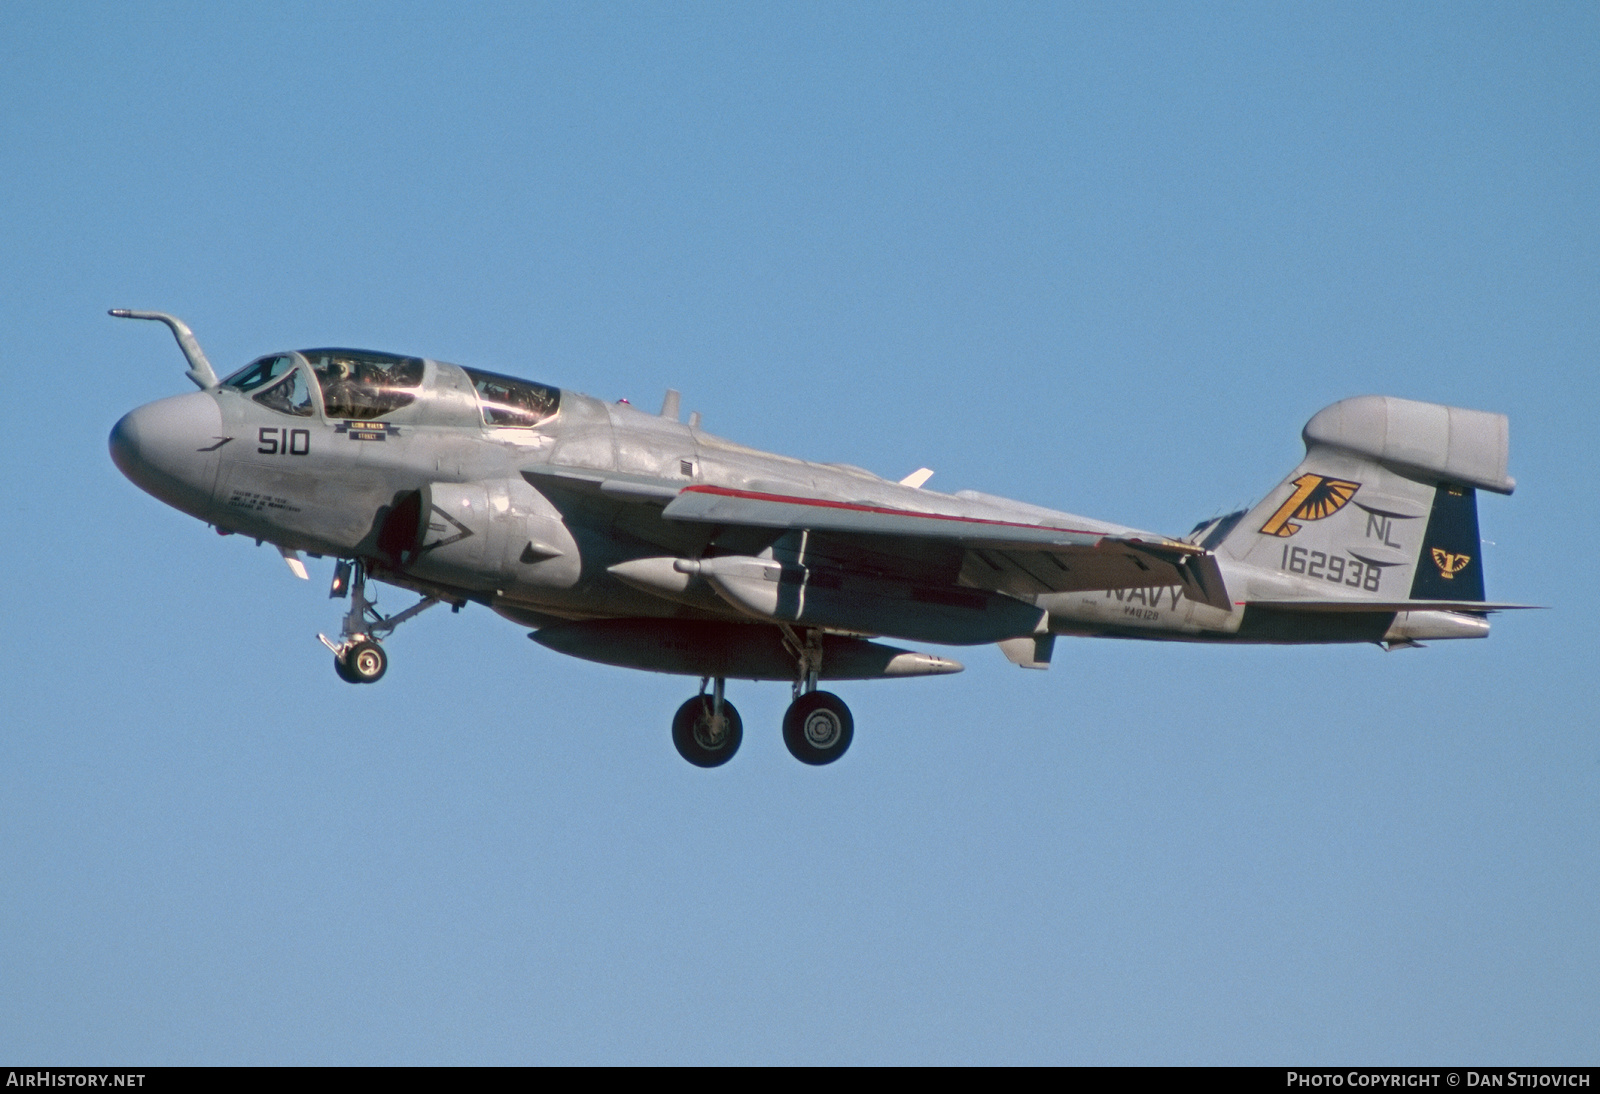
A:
[2,2,1595,1063]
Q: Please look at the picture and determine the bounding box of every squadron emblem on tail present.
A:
[1431,548,1472,579]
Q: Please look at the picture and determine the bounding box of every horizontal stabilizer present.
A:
[1247,599,1542,613]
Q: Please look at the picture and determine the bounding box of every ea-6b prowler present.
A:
[109,310,1529,767]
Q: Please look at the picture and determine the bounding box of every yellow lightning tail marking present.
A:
[1258,474,1362,538]
[1259,475,1322,538]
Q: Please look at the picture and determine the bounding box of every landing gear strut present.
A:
[779,626,853,765]
[318,559,439,685]
[672,676,742,767]
[666,629,855,767]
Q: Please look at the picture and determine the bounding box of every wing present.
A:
[660,485,1231,610]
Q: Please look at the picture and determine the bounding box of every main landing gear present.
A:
[779,625,852,765]
[672,677,743,767]
[669,627,854,768]
[782,690,853,766]
[318,560,440,685]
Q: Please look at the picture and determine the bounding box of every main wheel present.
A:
[782,691,854,765]
[672,695,743,767]
[342,640,388,684]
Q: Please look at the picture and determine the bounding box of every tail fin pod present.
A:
[1300,396,1514,497]
[1219,396,1512,604]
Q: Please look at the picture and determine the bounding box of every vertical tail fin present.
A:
[1217,396,1511,604]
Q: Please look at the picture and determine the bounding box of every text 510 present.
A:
[258,427,310,455]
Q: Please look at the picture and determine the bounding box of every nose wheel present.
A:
[318,559,439,685]
[336,639,388,683]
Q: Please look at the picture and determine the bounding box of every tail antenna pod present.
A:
[109,309,220,391]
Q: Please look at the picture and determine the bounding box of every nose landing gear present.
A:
[334,639,388,683]
[318,560,439,685]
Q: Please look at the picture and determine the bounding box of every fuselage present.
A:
[109,347,1489,650]
[106,328,1510,769]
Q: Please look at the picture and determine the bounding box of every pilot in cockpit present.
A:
[322,359,363,419]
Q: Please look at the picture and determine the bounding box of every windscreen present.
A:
[252,368,315,417]
[221,355,297,392]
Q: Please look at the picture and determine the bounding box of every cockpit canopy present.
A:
[301,349,424,420]
[220,350,561,427]
[462,367,560,428]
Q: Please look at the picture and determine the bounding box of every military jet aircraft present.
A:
[109,309,1527,767]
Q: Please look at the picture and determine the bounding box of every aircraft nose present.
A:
[109,391,224,514]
